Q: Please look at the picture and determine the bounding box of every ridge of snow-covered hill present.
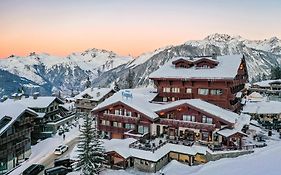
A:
[92,34,281,89]
[0,49,132,96]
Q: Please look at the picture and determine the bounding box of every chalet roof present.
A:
[93,88,241,124]
[92,88,160,120]
[242,101,281,114]
[253,79,281,87]
[0,103,37,135]
[216,114,250,138]
[4,96,63,109]
[155,99,239,124]
[75,87,113,102]
[247,92,264,102]
[149,54,243,80]
[104,138,208,161]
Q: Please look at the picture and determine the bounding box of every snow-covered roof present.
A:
[242,101,281,114]
[104,138,208,162]
[253,79,281,87]
[92,88,160,120]
[155,99,239,124]
[0,103,37,135]
[247,92,264,102]
[4,96,63,109]
[93,89,240,124]
[149,54,243,80]
[217,114,251,137]
[75,87,113,102]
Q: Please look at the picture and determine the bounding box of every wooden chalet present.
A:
[149,54,248,112]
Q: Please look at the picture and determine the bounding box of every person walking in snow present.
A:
[63,133,65,140]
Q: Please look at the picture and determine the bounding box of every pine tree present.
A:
[76,116,105,175]
[113,81,120,91]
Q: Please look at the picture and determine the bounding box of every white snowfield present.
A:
[149,54,243,80]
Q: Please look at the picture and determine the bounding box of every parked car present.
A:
[54,157,75,168]
[54,144,68,155]
[22,164,45,175]
[44,166,72,175]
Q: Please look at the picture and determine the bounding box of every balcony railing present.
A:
[0,127,33,145]
[98,125,129,133]
[159,119,215,131]
[99,114,139,124]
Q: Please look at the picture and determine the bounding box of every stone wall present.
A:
[206,150,254,161]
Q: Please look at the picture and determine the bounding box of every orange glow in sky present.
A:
[0,0,280,58]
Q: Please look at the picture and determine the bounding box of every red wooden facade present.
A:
[150,56,248,112]
[93,102,153,139]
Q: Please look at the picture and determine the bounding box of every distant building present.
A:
[0,103,37,174]
[75,87,115,113]
[242,100,281,130]
[3,96,75,142]
[149,55,248,112]
[250,79,281,96]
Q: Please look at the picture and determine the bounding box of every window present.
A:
[106,120,110,126]
[114,109,119,115]
[171,87,180,93]
[113,122,118,127]
[186,88,192,93]
[138,125,149,134]
[118,122,123,128]
[183,115,195,122]
[201,132,209,141]
[202,115,212,124]
[163,97,168,102]
[198,88,209,95]
[125,110,132,117]
[210,89,222,95]
[125,123,135,129]
[101,120,106,125]
[104,110,108,114]
[163,87,170,93]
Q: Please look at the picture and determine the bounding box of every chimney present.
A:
[212,53,217,60]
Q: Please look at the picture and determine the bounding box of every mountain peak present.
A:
[204,33,242,42]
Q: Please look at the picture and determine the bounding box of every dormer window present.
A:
[172,58,194,68]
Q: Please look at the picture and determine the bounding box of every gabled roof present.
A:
[75,87,114,102]
[92,88,160,120]
[155,99,239,124]
[0,103,37,135]
[149,54,243,80]
[4,96,63,109]
[93,89,240,124]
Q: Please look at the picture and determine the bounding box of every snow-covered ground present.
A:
[9,117,83,175]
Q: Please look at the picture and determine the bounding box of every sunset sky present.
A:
[0,0,281,58]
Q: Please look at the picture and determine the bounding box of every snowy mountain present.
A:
[0,49,132,96]
[1,34,281,97]
[92,34,281,89]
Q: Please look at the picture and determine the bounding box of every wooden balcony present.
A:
[159,119,215,131]
[0,138,30,157]
[0,127,33,145]
[99,114,139,124]
[98,125,129,133]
